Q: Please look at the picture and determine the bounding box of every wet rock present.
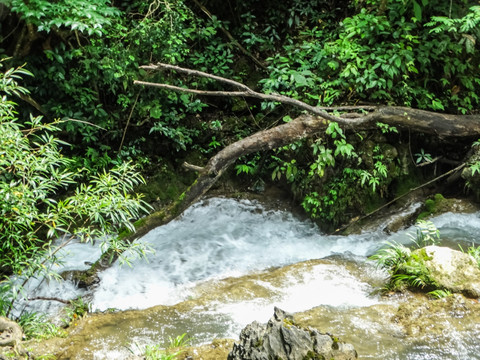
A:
[393,293,480,337]
[417,193,480,221]
[60,270,97,288]
[414,245,480,298]
[228,307,357,360]
[184,338,235,360]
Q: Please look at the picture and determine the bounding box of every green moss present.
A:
[137,160,197,206]
[363,193,386,215]
[393,173,423,197]
[417,193,450,221]
[282,318,295,328]
[303,351,325,360]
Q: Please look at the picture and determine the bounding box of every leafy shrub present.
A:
[0,63,151,316]
[259,0,480,112]
[370,220,450,296]
[7,0,121,36]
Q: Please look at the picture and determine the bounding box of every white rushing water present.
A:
[92,197,386,311]
[19,197,480,359]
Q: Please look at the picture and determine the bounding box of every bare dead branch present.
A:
[133,80,249,97]
[183,162,205,173]
[28,296,70,304]
[135,63,346,124]
[139,63,252,91]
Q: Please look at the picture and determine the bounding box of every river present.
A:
[19,197,480,359]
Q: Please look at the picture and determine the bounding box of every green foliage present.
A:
[427,289,452,299]
[370,220,444,293]
[235,153,261,176]
[259,0,480,112]
[302,166,363,224]
[63,297,91,325]
[459,243,480,268]
[131,333,191,360]
[7,0,121,35]
[0,64,151,315]
[7,0,232,158]
[469,161,480,176]
[409,219,440,247]
[415,148,433,164]
[270,157,299,182]
[376,122,398,134]
[18,312,65,340]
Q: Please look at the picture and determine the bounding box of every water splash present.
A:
[92,198,387,311]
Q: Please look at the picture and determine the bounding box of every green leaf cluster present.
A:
[259,0,480,113]
[370,220,451,296]
[0,64,151,316]
[7,0,121,36]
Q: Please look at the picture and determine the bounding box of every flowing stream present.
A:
[22,197,480,359]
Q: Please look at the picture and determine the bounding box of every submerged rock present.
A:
[228,307,357,360]
[414,245,480,298]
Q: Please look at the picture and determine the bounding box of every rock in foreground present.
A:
[228,307,357,360]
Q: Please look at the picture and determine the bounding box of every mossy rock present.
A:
[417,193,467,221]
[137,160,198,207]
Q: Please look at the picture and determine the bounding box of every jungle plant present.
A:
[459,244,480,268]
[6,0,121,36]
[415,148,433,164]
[259,0,480,113]
[130,333,191,360]
[0,64,152,317]
[370,220,447,295]
[62,297,91,326]
[18,312,65,340]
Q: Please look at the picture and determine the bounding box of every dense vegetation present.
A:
[0,0,480,335]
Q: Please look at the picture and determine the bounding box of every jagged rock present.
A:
[415,245,480,298]
[228,307,357,360]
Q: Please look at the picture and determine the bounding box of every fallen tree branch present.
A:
[129,63,480,238]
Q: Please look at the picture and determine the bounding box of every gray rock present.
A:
[228,307,357,360]
[415,245,480,298]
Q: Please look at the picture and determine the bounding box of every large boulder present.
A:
[414,245,480,298]
[228,307,357,360]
